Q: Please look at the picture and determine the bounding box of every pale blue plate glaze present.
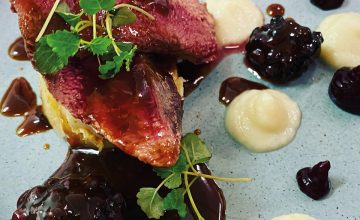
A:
[1,1,360,219]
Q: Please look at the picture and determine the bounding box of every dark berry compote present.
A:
[329,65,360,115]
[245,16,323,84]
[310,0,344,10]
[296,161,331,200]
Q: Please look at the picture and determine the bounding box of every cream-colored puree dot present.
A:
[318,12,360,69]
[272,213,317,220]
[225,89,301,152]
[206,0,264,47]
[249,92,288,132]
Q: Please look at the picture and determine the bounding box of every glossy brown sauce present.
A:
[219,77,267,105]
[1,78,52,136]
[8,37,29,61]
[266,4,285,17]
[1,77,36,116]
[16,106,52,137]
[13,147,226,220]
[179,45,246,97]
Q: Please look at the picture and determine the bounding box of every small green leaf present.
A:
[137,188,164,219]
[112,7,137,27]
[154,153,187,189]
[98,44,137,79]
[86,36,112,55]
[55,3,82,27]
[56,12,82,27]
[181,133,212,165]
[79,0,115,14]
[34,37,68,74]
[56,2,71,13]
[163,189,188,218]
[99,60,117,79]
[46,30,80,58]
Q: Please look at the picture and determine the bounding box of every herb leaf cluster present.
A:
[34,0,143,79]
[136,133,251,219]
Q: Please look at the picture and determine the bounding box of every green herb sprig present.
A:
[34,0,154,79]
[136,133,251,219]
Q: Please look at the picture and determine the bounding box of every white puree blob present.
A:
[206,0,264,47]
[318,12,360,69]
[272,213,317,220]
[225,89,301,152]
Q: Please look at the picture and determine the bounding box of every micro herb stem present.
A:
[113,3,155,20]
[80,39,91,45]
[184,173,204,220]
[105,13,121,56]
[183,171,252,182]
[92,14,97,39]
[35,0,61,42]
[150,173,175,211]
[182,176,199,196]
[182,147,198,173]
[74,20,91,32]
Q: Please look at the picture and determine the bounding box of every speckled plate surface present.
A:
[1,1,360,219]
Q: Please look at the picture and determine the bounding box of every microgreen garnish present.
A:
[55,3,83,27]
[137,133,251,219]
[34,0,154,78]
[79,0,115,14]
[112,7,137,27]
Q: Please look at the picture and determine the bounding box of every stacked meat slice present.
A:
[11,0,218,167]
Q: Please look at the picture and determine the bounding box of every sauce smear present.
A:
[8,37,29,61]
[266,4,285,17]
[219,77,267,105]
[16,106,52,137]
[1,77,36,116]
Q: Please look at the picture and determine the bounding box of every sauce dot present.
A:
[266,4,285,17]
[8,37,29,61]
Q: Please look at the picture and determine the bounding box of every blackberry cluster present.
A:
[245,17,323,84]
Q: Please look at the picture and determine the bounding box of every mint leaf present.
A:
[79,0,115,14]
[181,133,212,165]
[163,189,187,218]
[137,188,164,219]
[154,153,186,189]
[46,30,80,59]
[86,36,112,55]
[112,7,137,27]
[34,37,67,74]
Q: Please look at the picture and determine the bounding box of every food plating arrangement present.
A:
[1,0,360,219]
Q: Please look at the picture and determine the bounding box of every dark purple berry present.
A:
[310,0,344,10]
[329,65,360,115]
[296,161,331,200]
[245,16,323,84]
